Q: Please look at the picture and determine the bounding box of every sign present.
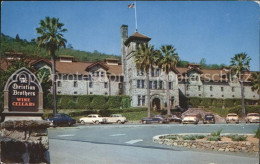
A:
[3,67,43,117]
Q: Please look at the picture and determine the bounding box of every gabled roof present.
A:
[30,59,52,67]
[186,67,203,74]
[124,32,151,45]
[85,62,109,71]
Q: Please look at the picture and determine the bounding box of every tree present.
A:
[250,72,260,94]
[158,45,179,115]
[230,53,251,118]
[199,58,206,67]
[36,17,67,114]
[15,34,20,42]
[135,43,159,117]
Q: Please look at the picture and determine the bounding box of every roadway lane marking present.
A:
[110,134,126,137]
[125,139,143,144]
[57,134,75,137]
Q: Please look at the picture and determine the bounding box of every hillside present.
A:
[1,33,120,62]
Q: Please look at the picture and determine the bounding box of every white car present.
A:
[79,114,107,124]
[182,114,199,124]
[104,114,127,124]
[226,113,239,124]
[245,113,260,123]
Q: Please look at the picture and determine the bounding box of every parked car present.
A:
[104,114,128,124]
[79,114,107,124]
[226,113,239,124]
[47,114,76,127]
[167,115,182,123]
[245,113,260,123]
[182,114,199,124]
[203,114,215,124]
[141,115,168,124]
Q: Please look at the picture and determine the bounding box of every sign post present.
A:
[1,67,50,163]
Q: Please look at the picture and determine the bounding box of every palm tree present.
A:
[158,45,179,115]
[230,53,251,118]
[135,43,159,117]
[36,17,67,114]
[250,72,260,97]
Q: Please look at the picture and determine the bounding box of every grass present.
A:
[164,135,178,140]
[226,135,247,141]
[254,127,260,139]
[207,136,221,141]
[210,129,222,137]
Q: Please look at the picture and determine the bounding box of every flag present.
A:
[128,3,135,8]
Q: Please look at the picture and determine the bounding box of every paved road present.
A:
[48,123,259,164]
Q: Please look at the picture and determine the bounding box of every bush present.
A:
[211,129,222,137]
[189,97,201,107]
[228,105,260,116]
[67,100,77,109]
[195,135,205,139]
[212,99,223,107]
[164,135,178,140]
[254,127,260,139]
[201,98,212,108]
[207,136,221,141]
[227,135,247,141]
[90,96,108,110]
[182,135,196,140]
[121,97,131,108]
[107,96,122,109]
[77,96,93,109]
[58,95,74,109]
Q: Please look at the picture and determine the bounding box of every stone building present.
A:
[1,25,259,110]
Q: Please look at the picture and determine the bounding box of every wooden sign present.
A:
[3,67,43,118]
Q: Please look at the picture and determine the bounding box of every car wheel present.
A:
[81,120,85,124]
[117,120,122,124]
[95,120,100,124]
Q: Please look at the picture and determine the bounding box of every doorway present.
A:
[152,98,161,111]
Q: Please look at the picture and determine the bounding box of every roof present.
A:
[85,62,109,71]
[124,32,151,45]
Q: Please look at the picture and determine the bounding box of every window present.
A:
[138,95,141,106]
[137,80,140,88]
[149,81,152,89]
[57,81,61,87]
[104,82,108,88]
[198,86,201,91]
[74,91,77,95]
[151,68,155,77]
[222,95,224,97]
[199,94,201,97]
[170,96,174,106]
[156,69,160,77]
[232,95,235,97]
[141,80,145,88]
[96,72,99,77]
[92,71,95,77]
[142,95,145,106]
[73,97,77,102]
[78,75,83,80]
[210,86,213,91]
[186,94,190,96]
[119,83,122,89]
[169,82,172,89]
[105,92,108,95]
[159,81,163,89]
[186,85,189,91]
[221,87,224,91]
[137,67,144,76]
[57,91,61,94]
[232,87,235,92]
[101,72,104,77]
[154,81,157,89]
[210,95,213,97]
[89,82,93,88]
[74,81,78,87]
[90,92,93,95]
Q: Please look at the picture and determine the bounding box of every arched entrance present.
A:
[152,98,161,111]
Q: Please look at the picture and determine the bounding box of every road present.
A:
[48,123,259,164]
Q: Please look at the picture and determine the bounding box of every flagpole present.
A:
[135,1,138,32]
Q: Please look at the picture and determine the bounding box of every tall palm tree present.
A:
[36,17,67,114]
[135,43,159,117]
[230,53,251,118]
[158,45,179,115]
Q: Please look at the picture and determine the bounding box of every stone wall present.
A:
[153,134,259,153]
[1,120,50,163]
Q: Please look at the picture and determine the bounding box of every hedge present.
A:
[45,94,131,110]
[228,105,260,116]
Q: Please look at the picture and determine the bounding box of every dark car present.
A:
[167,115,182,123]
[47,114,76,127]
[141,115,168,124]
[203,114,215,124]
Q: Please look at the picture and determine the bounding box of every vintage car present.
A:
[79,114,107,124]
[47,113,76,127]
[182,114,199,124]
[226,113,239,124]
[141,115,168,124]
[203,114,215,124]
[245,113,260,123]
[104,114,128,124]
[167,115,182,123]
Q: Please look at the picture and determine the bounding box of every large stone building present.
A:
[1,25,259,109]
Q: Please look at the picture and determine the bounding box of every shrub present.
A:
[254,127,260,139]
[228,105,260,116]
[212,99,223,107]
[107,96,122,109]
[211,129,222,137]
[58,95,74,109]
[182,135,196,140]
[67,100,77,109]
[201,98,212,108]
[227,135,247,141]
[77,96,93,109]
[164,135,178,140]
[189,97,201,108]
[90,96,108,110]
[207,136,221,141]
[121,97,131,108]
[195,135,205,139]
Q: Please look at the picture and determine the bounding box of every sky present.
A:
[1,1,259,71]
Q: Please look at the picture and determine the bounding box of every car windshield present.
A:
[248,113,259,116]
[228,114,237,116]
[205,115,214,118]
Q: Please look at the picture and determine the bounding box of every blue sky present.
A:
[1,1,259,71]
